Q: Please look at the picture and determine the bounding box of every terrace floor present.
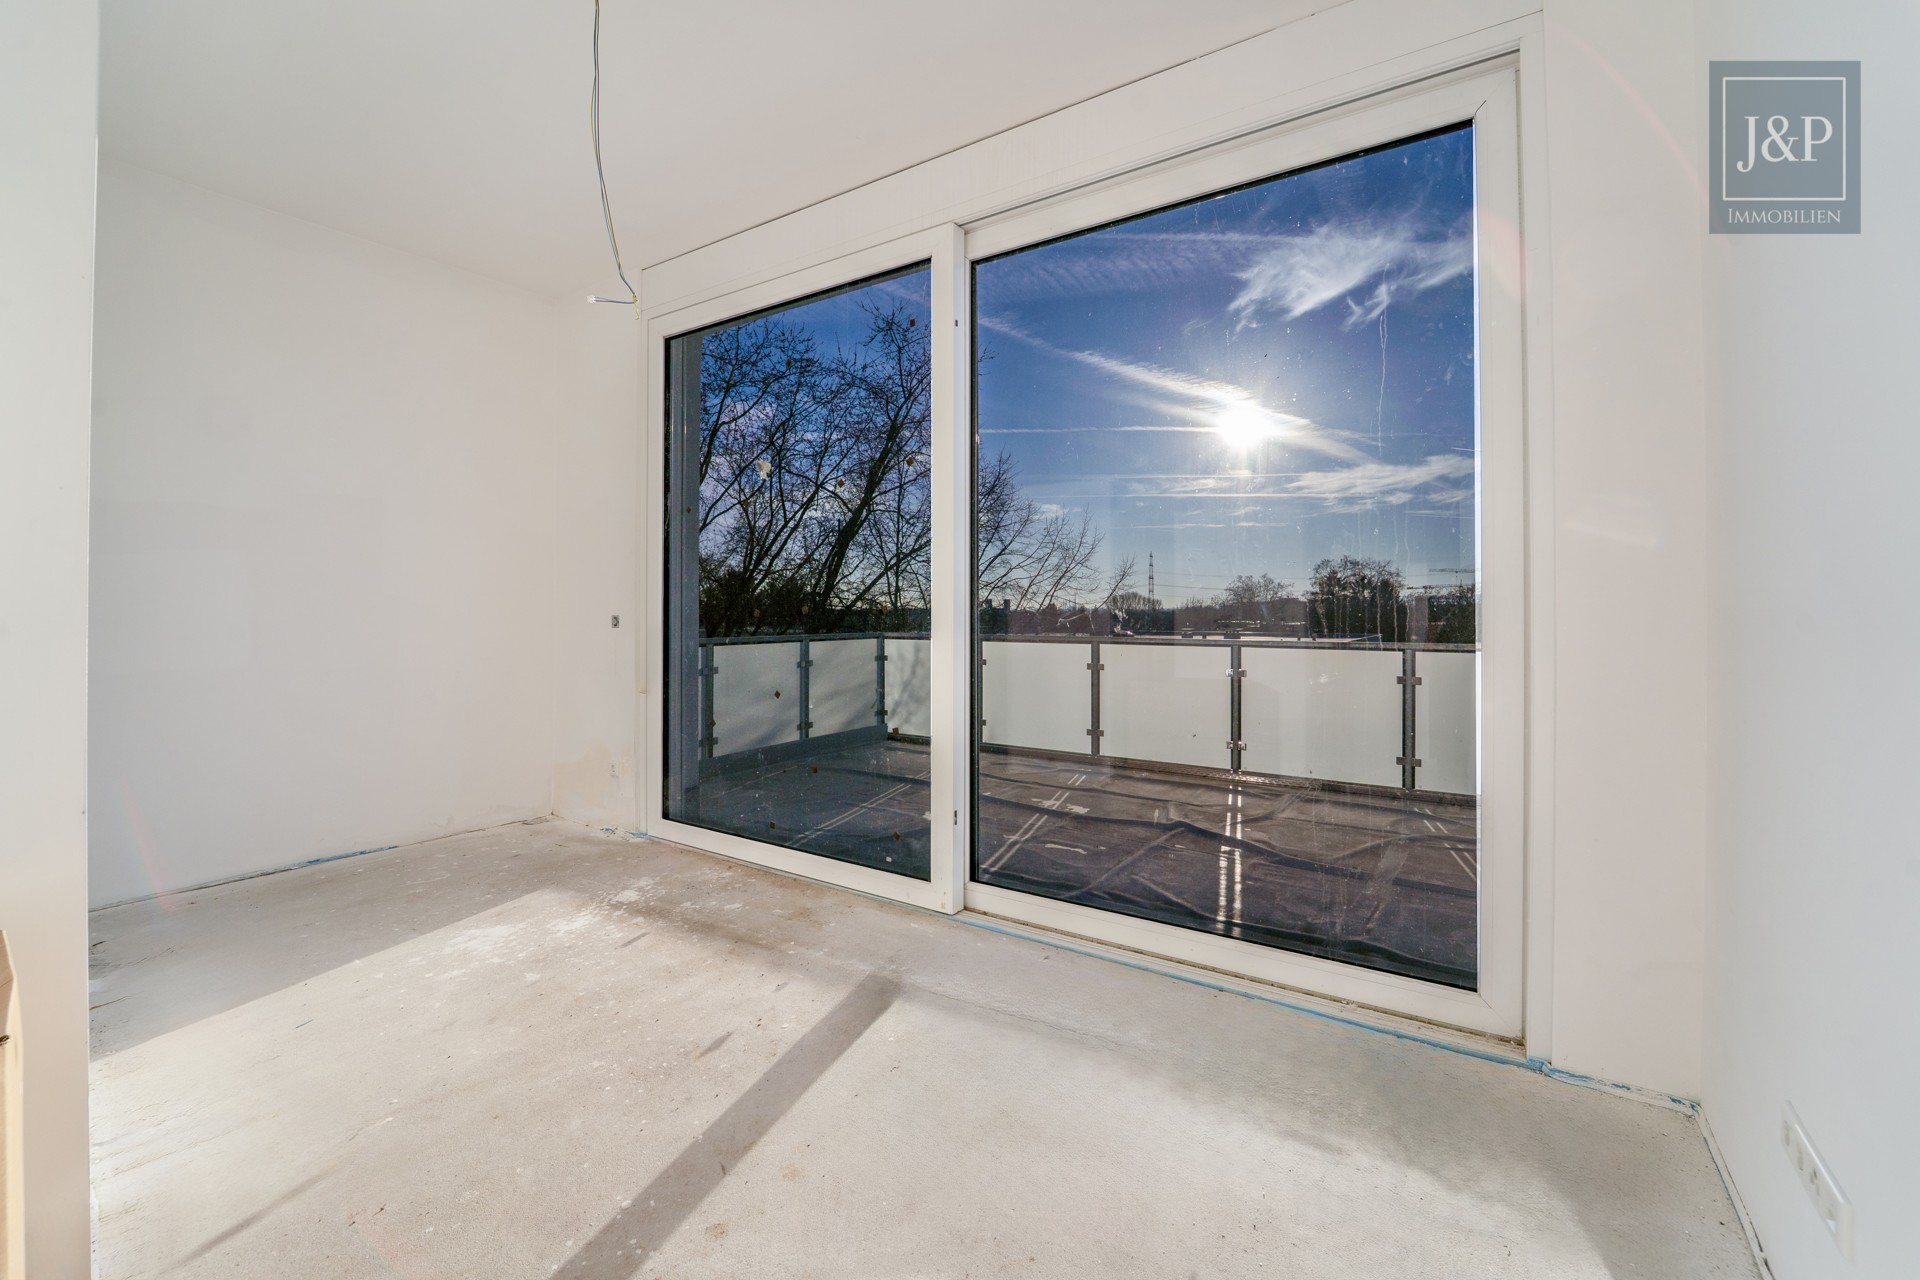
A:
[88,822,1759,1279]
[688,739,1477,986]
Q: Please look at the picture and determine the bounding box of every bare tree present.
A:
[691,305,1103,635]
[1308,555,1406,640]
[800,307,933,630]
[1220,573,1293,610]
[974,451,1105,614]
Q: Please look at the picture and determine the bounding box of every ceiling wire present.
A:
[588,0,637,305]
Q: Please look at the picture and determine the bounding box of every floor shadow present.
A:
[549,973,899,1279]
[173,1167,334,1267]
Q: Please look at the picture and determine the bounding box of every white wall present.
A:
[89,160,561,907]
[1698,3,1920,1276]
[1534,0,1714,1095]
[0,0,97,1272]
[551,298,640,831]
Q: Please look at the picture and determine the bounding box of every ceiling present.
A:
[100,1,1330,301]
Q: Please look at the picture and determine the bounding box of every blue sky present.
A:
[723,266,931,356]
[973,125,1478,602]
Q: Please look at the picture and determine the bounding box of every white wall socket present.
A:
[1781,1102,1855,1261]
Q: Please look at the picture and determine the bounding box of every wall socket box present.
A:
[1781,1102,1854,1260]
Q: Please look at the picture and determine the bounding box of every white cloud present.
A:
[983,425,1216,435]
[981,316,1249,407]
[978,315,1370,465]
[1064,349,1277,415]
[1287,454,1475,510]
[1229,223,1472,329]
[976,233,1262,303]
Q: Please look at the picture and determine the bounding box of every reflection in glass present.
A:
[666,265,934,878]
[972,127,1481,986]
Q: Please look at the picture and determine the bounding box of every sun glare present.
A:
[1213,401,1280,450]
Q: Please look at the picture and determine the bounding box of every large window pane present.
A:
[666,265,934,879]
[972,127,1480,987]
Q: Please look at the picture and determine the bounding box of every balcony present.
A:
[687,632,1479,988]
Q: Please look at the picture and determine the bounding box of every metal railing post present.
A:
[1227,642,1246,772]
[1087,639,1104,757]
[874,635,888,732]
[698,641,718,759]
[796,638,813,739]
[979,636,994,745]
[1396,647,1421,790]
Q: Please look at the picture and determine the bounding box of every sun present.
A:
[1213,400,1279,450]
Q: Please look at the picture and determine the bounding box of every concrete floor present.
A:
[89,822,1759,1279]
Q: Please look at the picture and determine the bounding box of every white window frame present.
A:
[641,227,972,915]
[963,66,1524,1037]
[640,59,1530,1040]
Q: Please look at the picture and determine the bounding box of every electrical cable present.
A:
[588,0,637,305]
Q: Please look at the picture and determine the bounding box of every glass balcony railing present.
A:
[696,631,1474,798]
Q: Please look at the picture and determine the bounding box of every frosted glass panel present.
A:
[1415,650,1476,796]
[712,642,801,756]
[981,640,1093,755]
[809,638,877,738]
[1099,643,1228,770]
[1239,648,1403,787]
[886,638,931,738]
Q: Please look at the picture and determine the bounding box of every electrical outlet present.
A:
[1781,1103,1854,1260]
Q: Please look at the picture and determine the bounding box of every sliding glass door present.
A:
[970,127,1483,989]
[664,265,936,880]
[649,65,1524,1033]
